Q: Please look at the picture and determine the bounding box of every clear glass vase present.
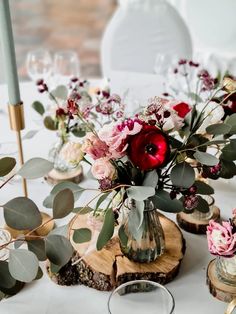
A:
[48,132,71,172]
[216,256,236,286]
[190,195,214,221]
[119,199,165,263]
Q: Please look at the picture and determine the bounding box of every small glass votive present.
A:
[108,280,175,314]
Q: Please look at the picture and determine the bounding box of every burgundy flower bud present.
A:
[148,119,157,126]
[38,87,45,93]
[183,195,199,210]
[189,61,199,67]
[188,185,197,195]
[79,82,84,87]
[174,68,178,74]
[96,105,102,112]
[43,83,48,91]
[163,110,171,118]
[163,92,169,97]
[102,90,110,98]
[36,79,44,86]
[56,108,66,117]
[71,77,78,83]
[178,59,187,65]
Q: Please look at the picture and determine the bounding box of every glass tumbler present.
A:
[108,280,175,314]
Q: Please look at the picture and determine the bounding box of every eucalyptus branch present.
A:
[0,174,15,190]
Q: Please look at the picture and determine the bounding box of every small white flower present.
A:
[59,142,84,166]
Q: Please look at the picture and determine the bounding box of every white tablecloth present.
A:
[0,81,234,314]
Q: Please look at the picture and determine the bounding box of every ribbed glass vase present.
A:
[216,255,236,286]
[119,199,165,263]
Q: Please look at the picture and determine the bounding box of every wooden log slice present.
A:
[45,166,83,185]
[207,259,236,303]
[47,213,185,291]
[177,206,220,234]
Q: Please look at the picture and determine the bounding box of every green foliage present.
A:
[53,188,74,219]
[206,123,231,135]
[32,101,45,116]
[22,130,39,140]
[45,235,73,267]
[43,182,84,208]
[194,181,214,195]
[8,249,39,283]
[0,157,16,177]
[0,261,16,289]
[73,228,92,244]
[220,159,236,179]
[127,186,155,201]
[27,240,47,261]
[50,85,68,100]
[170,162,195,189]
[194,196,210,213]
[18,158,53,179]
[142,170,159,188]
[72,206,93,214]
[4,197,42,230]
[221,140,236,161]
[95,192,111,210]
[118,225,128,247]
[152,190,183,213]
[97,208,115,250]
[193,151,219,166]
[49,225,68,237]
[43,116,58,131]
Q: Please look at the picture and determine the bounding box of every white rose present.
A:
[91,157,117,180]
[59,142,84,166]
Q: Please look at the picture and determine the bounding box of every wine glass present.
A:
[26,49,52,81]
[53,50,80,84]
[108,280,175,314]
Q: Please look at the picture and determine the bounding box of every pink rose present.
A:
[99,120,143,159]
[91,157,117,180]
[207,220,236,257]
[81,132,109,160]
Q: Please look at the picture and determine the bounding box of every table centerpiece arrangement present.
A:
[43,72,236,289]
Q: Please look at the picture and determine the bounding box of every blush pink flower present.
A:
[81,132,109,160]
[91,157,117,180]
[98,120,143,159]
[207,220,236,257]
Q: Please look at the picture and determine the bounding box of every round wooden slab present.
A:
[45,166,83,185]
[177,206,220,234]
[207,259,236,303]
[48,213,185,291]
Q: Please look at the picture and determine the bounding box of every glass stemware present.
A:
[108,280,175,314]
[26,49,52,81]
[53,50,80,84]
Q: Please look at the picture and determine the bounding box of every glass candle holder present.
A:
[108,280,175,314]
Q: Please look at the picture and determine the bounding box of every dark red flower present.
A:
[128,124,170,171]
[172,102,191,118]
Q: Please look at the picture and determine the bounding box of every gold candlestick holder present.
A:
[8,102,28,197]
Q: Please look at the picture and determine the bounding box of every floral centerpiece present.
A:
[58,70,236,263]
[207,211,236,286]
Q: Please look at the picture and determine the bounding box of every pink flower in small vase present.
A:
[91,157,117,180]
[81,132,109,160]
[207,220,236,257]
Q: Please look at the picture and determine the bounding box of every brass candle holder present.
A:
[8,102,28,197]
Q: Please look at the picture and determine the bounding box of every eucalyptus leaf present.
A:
[53,188,74,219]
[206,123,231,135]
[127,186,155,201]
[43,182,84,208]
[27,239,47,261]
[44,116,58,131]
[195,196,210,213]
[193,151,219,166]
[143,171,159,188]
[73,228,92,244]
[118,225,128,247]
[45,235,73,266]
[0,280,24,296]
[221,141,236,161]
[220,159,236,179]
[35,267,43,280]
[188,92,203,103]
[73,206,93,214]
[152,190,183,213]
[194,181,214,195]
[32,101,45,115]
[50,85,68,100]
[0,261,16,289]
[170,162,195,189]
[14,235,25,249]
[97,208,115,250]
[18,158,53,179]
[22,130,39,140]
[226,113,236,127]
[50,262,62,274]
[127,200,145,241]
[4,197,42,230]
[72,128,86,138]
[0,157,16,177]
[49,225,68,237]
[95,192,111,210]
[9,249,39,283]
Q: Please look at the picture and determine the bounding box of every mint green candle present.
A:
[0,0,21,105]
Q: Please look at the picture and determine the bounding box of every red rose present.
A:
[128,124,169,171]
[172,102,191,118]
